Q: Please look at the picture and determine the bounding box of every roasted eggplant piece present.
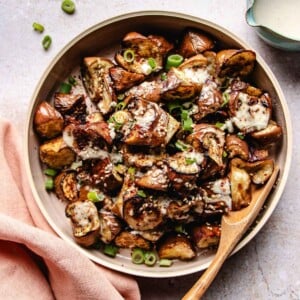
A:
[166,151,205,192]
[230,157,274,185]
[229,164,251,210]
[166,200,193,221]
[124,99,180,147]
[135,164,169,191]
[179,29,215,58]
[115,32,173,75]
[199,177,232,214]
[62,121,112,160]
[54,93,86,123]
[229,91,272,134]
[114,230,151,250]
[123,196,164,231]
[187,124,225,167]
[65,200,100,247]
[91,157,123,192]
[125,80,163,103]
[39,136,76,169]
[109,66,145,92]
[98,210,123,244]
[122,145,167,168]
[250,120,283,145]
[225,134,249,160]
[162,55,210,101]
[81,57,116,115]
[193,79,223,121]
[54,170,78,202]
[216,49,256,78]
[192,223,221,249]
[34,101,64,139]
[157,234,196,260]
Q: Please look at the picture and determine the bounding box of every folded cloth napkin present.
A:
[0,119,141,300]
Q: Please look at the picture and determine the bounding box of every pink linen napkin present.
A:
[0,119,141,300]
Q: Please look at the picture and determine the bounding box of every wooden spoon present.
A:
[182,165,279,300]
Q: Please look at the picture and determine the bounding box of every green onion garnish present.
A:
[87,191,104,202]
[159,258,173,267]
[215,122,225,129]
[237,133,245,140]
[59,82,72,94]
[42,35,52,50]
[117,93,125,101]
[61,0,76,14]
[103,244,119,257]
[182,115,193,132]
[43,168,57,177]
[166,100,182,114]
[137,190,146,198]
[161,72,167,81]
[175,140,190,152]
[131,248,145,264]
[32,22,44,33]
[68,76,77,86]
[116,101,126,110]
[144,251,157,266]
[148,57,156,70]
[108,116,123,130]
[221,92,230,107]
[123,49,135,63]
[222,151,228,158]
[165,54,184,71]
[45,178,54,190]
[185,157,196,165]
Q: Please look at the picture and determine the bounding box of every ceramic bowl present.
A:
[25,11,292,278]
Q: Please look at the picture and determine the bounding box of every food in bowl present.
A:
[33,28,282,266]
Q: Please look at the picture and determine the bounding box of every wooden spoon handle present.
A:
[182,239,234,300]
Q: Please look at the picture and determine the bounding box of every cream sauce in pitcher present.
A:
[252,0,300,40]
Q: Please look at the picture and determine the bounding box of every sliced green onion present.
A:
[117,93,125,101]
[159,258,173,267]
[42,35,52,50]
[87,191,104,202]
[61,0,76,14]
[128,167,136,175]
[185,157,196,165]
[148,57,156,70]
[108,116,123,130]
[182,116,193,132]
[222,151,228,158]
[166,100,182,114]
[32,22,44,33]
[215,122,225,129]
[43,168,57,177]
[116,101,126,110]
[59,82,72,94]
[144,251,157,266]
[175,140,190,152]
[165,54,184,71]
[161,72,167,81]
[237,133,245,140]
[45,178,54,190]
[123,49,135,63]
[103,244,119,257]
[137,190,146,198]
[68,76,77,86]
[221,92,230,107]
[131,248,145,264]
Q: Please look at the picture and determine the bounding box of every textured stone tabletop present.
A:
[1,1,299,299]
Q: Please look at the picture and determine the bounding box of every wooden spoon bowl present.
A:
[182,165,280,300]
